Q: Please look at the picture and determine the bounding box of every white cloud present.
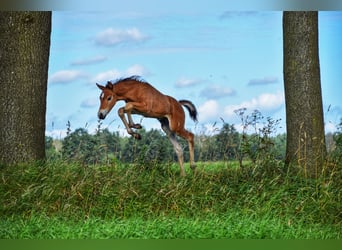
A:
[95,27,149,46]
[325,122,337,134]
[197,123,221,135]
[219,11,258,20]
[49,70,88,84]
[198,100,219,122]
[71,55,108,66]
[224,92,285,117]
[91,69,122,84]
[81,98,98,108]
[175,77,203,88]
[200,85,236,99]
[45,129,68,139]
[91,64,150,84]
[125,64,150,76]
[248,76,279,86]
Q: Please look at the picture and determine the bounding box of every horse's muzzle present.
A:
[98,110,107,120]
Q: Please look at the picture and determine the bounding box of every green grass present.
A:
[0,160,341,239]
[1,213,340,239]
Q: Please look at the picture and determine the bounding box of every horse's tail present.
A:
[179,100,198,122]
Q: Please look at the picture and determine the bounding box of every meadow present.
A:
[0,160,341,239]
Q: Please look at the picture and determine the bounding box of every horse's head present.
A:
[96,81,117,120]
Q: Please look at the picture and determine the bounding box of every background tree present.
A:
[0,12,52,165]
[283,11,326,177]
[120,128,174,165]
[62,128,96,164]
[213,123,239,161]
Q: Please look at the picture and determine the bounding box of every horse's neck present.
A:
[113,81,138,99]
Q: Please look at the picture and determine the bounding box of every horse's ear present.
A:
[106,81,113,90]
[96,83,105,90]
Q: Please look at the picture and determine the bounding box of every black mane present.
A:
[105,75,151,89]
[114,75,147,84]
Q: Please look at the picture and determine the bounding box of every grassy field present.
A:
[1,212,340,239]
[0,160,341,239]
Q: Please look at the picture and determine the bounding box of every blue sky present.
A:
[46,8,342,138]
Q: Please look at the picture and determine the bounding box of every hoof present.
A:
[133,133,142,140]
[132,124,142,129]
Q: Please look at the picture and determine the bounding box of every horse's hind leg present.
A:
[159,118,186,176]
[169,134,185,176]
[167,116,196,171]
[177,128,196,171]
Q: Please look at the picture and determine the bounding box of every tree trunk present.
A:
[283,11,326,178]
[0,11,51,165]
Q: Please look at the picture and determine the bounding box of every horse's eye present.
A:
[107,96,112,101]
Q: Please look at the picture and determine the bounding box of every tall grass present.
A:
[0,159,341,238]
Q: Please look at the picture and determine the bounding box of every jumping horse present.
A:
[96,76,198,176]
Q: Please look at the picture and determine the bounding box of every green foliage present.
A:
[46,110,287,166]
[331,118,342,162]
[234,108,284,167]
[62,128,100,164]
[60,128,121,165]
[212,123,239,161]
[45,136,59,160]
[121,128,174,165]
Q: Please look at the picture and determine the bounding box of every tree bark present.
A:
[283,11,326,178]
[0,11,51,165]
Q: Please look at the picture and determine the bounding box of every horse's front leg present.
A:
[118,107,141,140]
[127,112,142,129]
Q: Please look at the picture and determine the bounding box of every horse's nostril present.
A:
[98,113,105,120]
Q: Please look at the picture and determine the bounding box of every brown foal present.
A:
[96,76,198,176]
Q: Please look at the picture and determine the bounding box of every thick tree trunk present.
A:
[283,11,326,178]
[0,11,51,165]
